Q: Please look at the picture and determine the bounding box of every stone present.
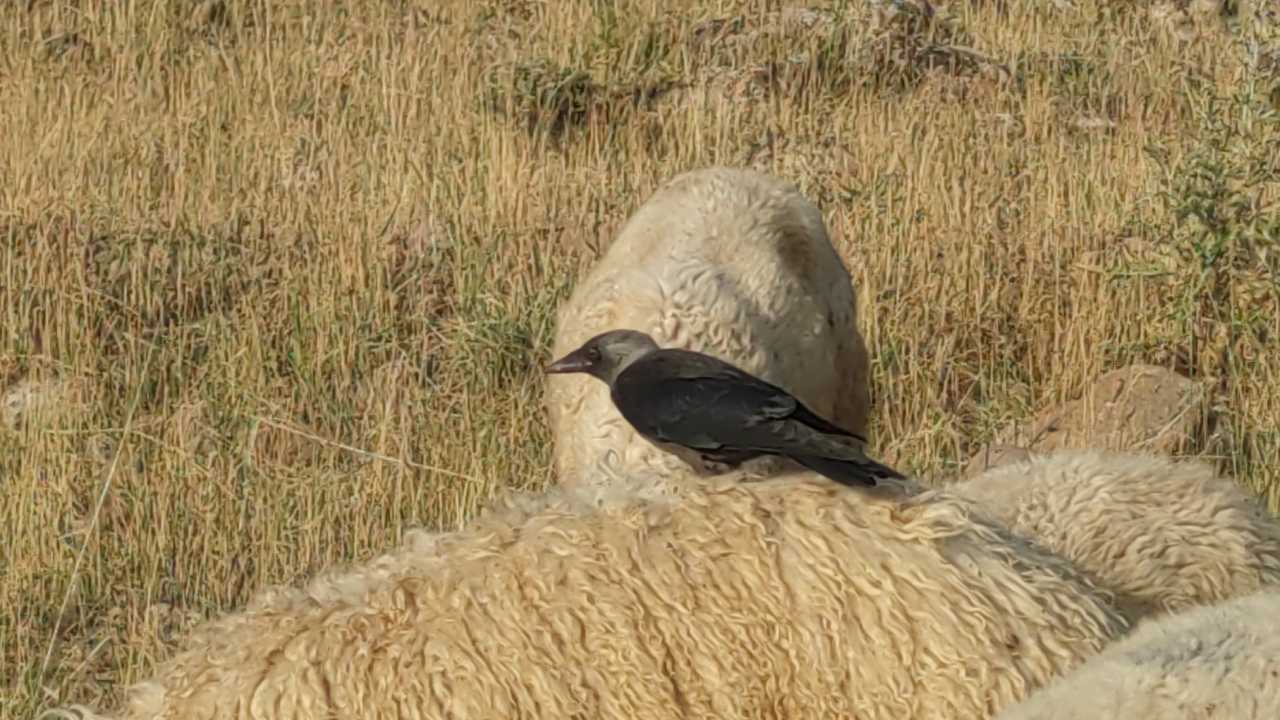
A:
[963,364,1212,477]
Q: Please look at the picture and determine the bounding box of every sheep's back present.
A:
[952,449,1280,622]
[997,588,1280,720]
[118,475,1126,720]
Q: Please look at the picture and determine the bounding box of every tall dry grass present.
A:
[1,0,1277,717]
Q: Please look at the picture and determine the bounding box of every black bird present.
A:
[545,329,904,488]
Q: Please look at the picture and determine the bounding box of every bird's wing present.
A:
[613,352,861,455]
[612,373,751,451]
[635,352,861,439]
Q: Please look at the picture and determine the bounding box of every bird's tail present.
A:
[792,454,905,488]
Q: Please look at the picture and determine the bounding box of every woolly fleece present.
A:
[546,166,871,488]
[997,588,1280,719]
[91,472,1124,720]
[951,448,1280,622]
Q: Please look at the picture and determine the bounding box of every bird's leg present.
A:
[650,440,725,477]
[697,448,758,476]
[699,458,736,475]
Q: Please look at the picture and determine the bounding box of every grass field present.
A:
[2,1,1278,717]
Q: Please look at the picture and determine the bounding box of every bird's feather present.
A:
[632,351,863,438]
[618,381,841,456]
[792,454,903,488]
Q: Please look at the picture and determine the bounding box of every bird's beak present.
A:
[545,350,591,375]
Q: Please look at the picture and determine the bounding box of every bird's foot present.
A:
[700,459,737,475]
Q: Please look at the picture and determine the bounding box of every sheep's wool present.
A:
[99,473,1125,720]
[547,167,870,487]
[952,449,1280,622]
[998,588,1280,719]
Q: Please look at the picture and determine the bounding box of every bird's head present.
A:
[545,329,659,384]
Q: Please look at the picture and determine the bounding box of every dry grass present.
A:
[2,0,1278,717]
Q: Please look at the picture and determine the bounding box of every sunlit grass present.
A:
[2,1,1277,717]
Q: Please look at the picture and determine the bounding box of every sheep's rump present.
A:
[546,166,870,488]
[997,588,1280,719]
[109,474,1125,720]
[951,449,1280,622]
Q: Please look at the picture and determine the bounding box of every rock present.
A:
[1149,0,1231,42]
[1022,365,1211,453]
[963,365,1212,477]
[2,377,86,429]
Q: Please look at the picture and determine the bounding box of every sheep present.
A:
[996,588,1280,720]
[950,448,1280,623]
[80,470,1126,720]
[546,166,872,488]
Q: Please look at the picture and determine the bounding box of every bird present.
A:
[545,329,904,488]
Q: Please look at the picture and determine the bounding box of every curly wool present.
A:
[950,448,1280,622]
[92,472,1124,720]
[997,588,1280,720]
[546,166,871,488]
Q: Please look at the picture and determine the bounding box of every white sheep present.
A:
[74,471,1125,720]
[546,166,872,488]
[950,448,1280,622]
[997,587,1280,720]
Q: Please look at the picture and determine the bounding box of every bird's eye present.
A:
[586,347,602,362]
